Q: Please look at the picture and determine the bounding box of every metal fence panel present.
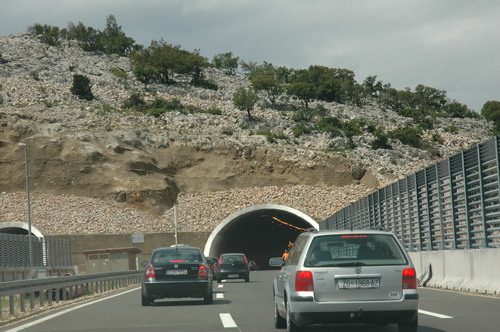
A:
[0,233,71,267]
[323,137,500,251]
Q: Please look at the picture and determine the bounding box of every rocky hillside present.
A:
[0,33,493,235]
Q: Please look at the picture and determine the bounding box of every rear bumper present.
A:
[218,270,249,280]
[292,309,417,326]
[288,294,418,326]
[142,280,211,299]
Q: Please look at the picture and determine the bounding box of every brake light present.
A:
[243,256,249,268]
[218,256,222,269]
[145,266,156,280]
[402,268,417,289]
[341,235,367,238]
[169,260,184,262]
[295,271,314,291]
[198,264,208,278]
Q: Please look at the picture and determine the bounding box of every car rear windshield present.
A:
[152,249,202,263]
[221,255,245,263]
[304,234,408,267]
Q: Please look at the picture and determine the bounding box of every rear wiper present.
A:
[323,262,367,267]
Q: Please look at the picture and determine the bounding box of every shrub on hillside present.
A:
[70,74,94,100]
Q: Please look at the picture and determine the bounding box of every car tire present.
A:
[286,298,301,332]
[203,287,213,304]
[274,297,286,328]
[141,293,153,306]
[398,311,418,332]
[245,275,250,282]
[217,278,222,283]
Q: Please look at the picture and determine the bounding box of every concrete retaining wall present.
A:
[409,248,500,295]
[53,232,211,274]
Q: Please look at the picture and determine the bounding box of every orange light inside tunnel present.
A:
[271,217,308,231]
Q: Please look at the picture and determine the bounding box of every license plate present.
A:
[228,274,239,278]
[166,269,187,275]
[338,278,380,289]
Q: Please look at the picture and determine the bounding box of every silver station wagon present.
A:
[270,229,419,332]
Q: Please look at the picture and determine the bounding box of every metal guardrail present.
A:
[322,136,500,252]
[0,270,142,320]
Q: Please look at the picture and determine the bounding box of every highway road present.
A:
[2,270,500,332]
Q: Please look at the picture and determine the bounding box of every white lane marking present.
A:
[216,293,224,299]
[218,284,224,288]
[6,287,140,332]
[220,313,238,328]
[419,309,453,319]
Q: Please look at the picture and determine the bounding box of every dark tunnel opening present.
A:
[206,207,317,270]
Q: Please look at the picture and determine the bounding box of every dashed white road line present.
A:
[218,284,224,288]
[216,293,224,299]
[419,309,453,319]
[219,313,238,328]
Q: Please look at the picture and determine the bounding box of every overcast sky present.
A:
[1,0,499,112]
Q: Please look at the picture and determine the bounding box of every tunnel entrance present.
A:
[204,204,318,270]
[0,222,43,237]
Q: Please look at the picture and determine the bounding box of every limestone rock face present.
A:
[0,33,493,234]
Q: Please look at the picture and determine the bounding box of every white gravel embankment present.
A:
[1,184,373,235]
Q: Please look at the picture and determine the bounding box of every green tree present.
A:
[64,22,101,52]
[287,81,316,109]
[177,49,209,84]
[99,15,135,55]
[212,52,239,75]
[233,87,259,121]
[28,24,61,46]
[70,74,94,100]
[481,100,500,134]
[443,101,478,119]
[130,49,156,88]
[481,100,500,122]
[250,63,285,108]
[148,39,181,84]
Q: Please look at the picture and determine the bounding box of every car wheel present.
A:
[141,293,153,306]
[203,287,213,304]
[245,275,250,282]
[274,296,286,328]
[217,278,222,283]
[398,311,418,332]
[286,298,301,332]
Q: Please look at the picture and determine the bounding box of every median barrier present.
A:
[409,248,500,295]
[464,248,500,294]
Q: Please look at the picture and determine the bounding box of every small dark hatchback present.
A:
[141,245,213,306]
[217,253,250,283]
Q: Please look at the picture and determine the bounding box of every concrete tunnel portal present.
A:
[204,204,318,269]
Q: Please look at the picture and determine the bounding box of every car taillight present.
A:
[198,264,208,278]
[243,256,249,268]
[218,256,222,269]
[145,266,156,280]
[295,271,314,291]
[402,268,417,289]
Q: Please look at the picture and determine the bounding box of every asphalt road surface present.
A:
[2,270,500,332]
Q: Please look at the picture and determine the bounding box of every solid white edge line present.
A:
[6,287,141,332]
[418,309,453,319]
[219,313,238,328]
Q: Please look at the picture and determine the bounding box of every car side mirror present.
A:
[269,257,284,267]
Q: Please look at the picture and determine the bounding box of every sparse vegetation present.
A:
[70,74,94,100]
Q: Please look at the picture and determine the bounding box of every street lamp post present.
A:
[18,142,33,266]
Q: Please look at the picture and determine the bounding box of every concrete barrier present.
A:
[409,248,500,295]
